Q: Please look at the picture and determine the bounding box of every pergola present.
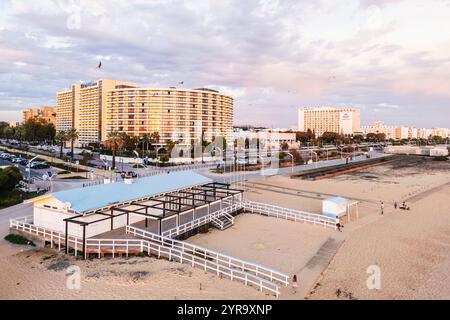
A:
[63,182,243,255]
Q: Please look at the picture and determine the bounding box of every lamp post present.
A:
[285,152,294,173]
[27,155,39,191]
[311,151,318,168]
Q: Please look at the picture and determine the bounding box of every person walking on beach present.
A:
[380,201,384,215]
[292,275,298,294]
[394,202,398,210]
[336,222,343,232]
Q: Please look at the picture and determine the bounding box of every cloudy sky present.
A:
[1,0,450,128]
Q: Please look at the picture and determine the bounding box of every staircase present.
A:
[211,213,234,230]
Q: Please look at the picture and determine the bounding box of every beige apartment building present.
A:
[106,87,233,145]
[56,79,137,146]
[23,106,56,125]
[298,107,361,136]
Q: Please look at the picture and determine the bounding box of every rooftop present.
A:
[51,171,212,213]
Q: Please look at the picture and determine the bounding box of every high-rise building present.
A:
[56,79,137,145]
[56,81,233,147]
[23,106,56,125]
[106,87,233,145]
[298,107,361,136]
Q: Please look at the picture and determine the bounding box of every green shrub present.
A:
[4,234,35,246]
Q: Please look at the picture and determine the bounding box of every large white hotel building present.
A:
[298,107,361,136]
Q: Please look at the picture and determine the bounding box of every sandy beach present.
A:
[0,156,449,299]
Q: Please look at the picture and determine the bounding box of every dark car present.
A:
[127,171,138,178]
[18,158,29,166]
[30,161,50,169]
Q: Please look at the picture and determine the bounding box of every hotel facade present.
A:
[56,79,137,146]
[298,107,361,136]
[56,80,233,146]
[106,87,233,146]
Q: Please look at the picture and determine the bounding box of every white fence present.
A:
[161,202,243,238]
[242,199,338,229]
[127,225,288,287]
[9,216,281,296]
[139,163,217,178]
[10,216,83,254]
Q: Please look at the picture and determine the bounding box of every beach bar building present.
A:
[29,171,243,250]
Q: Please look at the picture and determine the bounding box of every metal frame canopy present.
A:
[62,180,243,255]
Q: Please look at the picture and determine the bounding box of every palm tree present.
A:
[150,131,160,145]
[106,131,124,169]
[65,128,79,161]
[55,130,67,158]
[141,133,152,155]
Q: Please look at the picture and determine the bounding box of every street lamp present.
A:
[311,151,318,168]
[27,155,39,191]
[285,152,294,173]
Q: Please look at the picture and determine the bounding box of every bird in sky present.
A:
[179,81,184,85]
[96,61,102,69]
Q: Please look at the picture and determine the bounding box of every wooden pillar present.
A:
[65,220,69,254]
[110,209,114,230]
[127,213,129,225]
[82,224,87,260]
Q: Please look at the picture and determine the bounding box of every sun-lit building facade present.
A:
[298,107,361,136]
[106,87,233,145]
[23,106,56,125]
[56,79,137,146]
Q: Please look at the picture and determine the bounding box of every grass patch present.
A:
[4,234,35,246]
[56,170,71,175]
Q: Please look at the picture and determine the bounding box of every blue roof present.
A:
[51,171,212,213]
[325,196,348,204]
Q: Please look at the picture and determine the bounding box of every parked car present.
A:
[30,161,50,169]
[1,154,12,161]
[127,171,138,178]
[19,159,30,166]
[12,157,27,164]
[10,156,21,163]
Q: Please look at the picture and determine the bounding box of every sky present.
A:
[1,0,450,128]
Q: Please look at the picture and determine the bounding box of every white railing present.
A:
[243,199,338,229]
[86,235,281,297]
[9,216,84,254]
[9,217,281,296]
[126,225,289,287]
[139,163,217,178]
[162,202,243,238]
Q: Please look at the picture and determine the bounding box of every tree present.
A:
[291,149,303,164]
[280,141,289,151]
[140,133,152,155]
[105,131,124,169]
[150,131,160,145]
[0,166,22,193]
[321,132,340,144]
[55,131,67,158]
[65,128,79,161]
[22,118,55,142]
[296,130,315,144]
